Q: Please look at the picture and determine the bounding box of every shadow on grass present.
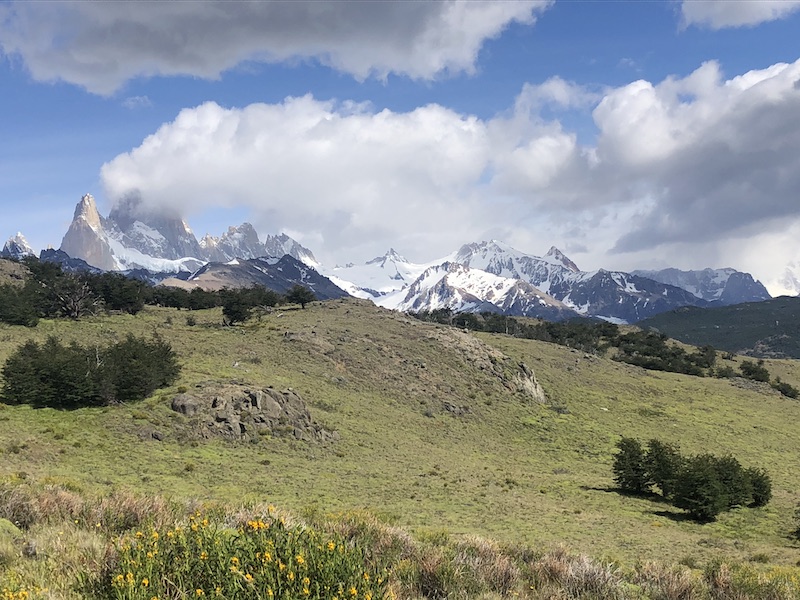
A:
[650,510,699,523]
[580,485,672,504]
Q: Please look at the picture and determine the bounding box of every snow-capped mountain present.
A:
[162,255,348,299]
[323,249,438,299]
[632,268,771,305]
[36,194,775,323]
[59,194,318,272]
[1,233,35,259]
[263,233,320,269]
[376,261,579,321]
[420,240,709,323]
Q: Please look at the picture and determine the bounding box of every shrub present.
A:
[96,513,389,600]
[739,359,770,383]
[612,437,650,494]
[672,455,728,522]
[285,285,316,309]
[645,439,683,499]
[1,335,180,408]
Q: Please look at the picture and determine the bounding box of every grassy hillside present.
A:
[639,296,800,358]
[1,299,800,573]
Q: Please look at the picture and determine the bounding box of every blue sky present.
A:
[1,0,800,293]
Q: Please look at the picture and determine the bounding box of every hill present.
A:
[1,299,800,572]
[638,296,800,358]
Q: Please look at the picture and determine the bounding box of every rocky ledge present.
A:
[171,384,338,443]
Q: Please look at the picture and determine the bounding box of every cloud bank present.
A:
[100,58,800,290]
[681,0,800,29]
[0,0,550,95]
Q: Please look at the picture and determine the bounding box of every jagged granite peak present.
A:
[631,267,771,305]
[107,194,204,261]
[73,193,104,231]
[201,223,265,262]
[544,246,580,273]
[1,232,35,259]
[263,233,319,267]
[60,194,118,271]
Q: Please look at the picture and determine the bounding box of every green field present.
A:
[2,300,800,598]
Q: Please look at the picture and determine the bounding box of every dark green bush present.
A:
[1,335,180,408]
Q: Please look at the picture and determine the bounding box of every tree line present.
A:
[613,437,771,522]
[411,309,799,398]
[0,257,316,327]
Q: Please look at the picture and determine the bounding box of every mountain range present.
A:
[3,195,776,323]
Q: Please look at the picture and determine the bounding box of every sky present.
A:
[1,0,800,294]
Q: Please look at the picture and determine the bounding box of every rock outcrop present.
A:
[170,384,338,443]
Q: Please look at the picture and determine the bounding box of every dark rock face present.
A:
[170,384,338,443]
[184,255,349,299]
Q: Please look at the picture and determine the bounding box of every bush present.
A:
[1,335,180,408]
[672,454,728,522]
[612,437,650,494]
[740,359,770,382]
[97,513,389,600]
[645,439,682,499]
[286,285,316,309]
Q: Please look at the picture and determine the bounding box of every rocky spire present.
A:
[60,194,117,270]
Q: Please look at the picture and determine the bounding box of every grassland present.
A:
[1,299,800,578]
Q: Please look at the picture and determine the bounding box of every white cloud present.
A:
[681,0,800,28]
[0,0,550,95]
[122,95,152,110]
[99,59,800,292]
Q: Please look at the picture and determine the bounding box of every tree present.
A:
[740,359,770,383]
[673,455,728,522]
[747,467,772,507]
[285,285,316,309]
[222,295,252,325]
[645,439,683,499]
[612,437,650,494]
[99,334,180,403]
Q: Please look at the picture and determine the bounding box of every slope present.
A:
[0,300,799,567]
[639,296,800,358]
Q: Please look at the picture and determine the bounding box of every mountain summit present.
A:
[58,194,317,273]
[1,232,35,259]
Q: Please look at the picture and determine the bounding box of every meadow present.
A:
[1,299,800,597]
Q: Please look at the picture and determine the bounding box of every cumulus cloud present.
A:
[681,0,800,28]
[99,59,800,289]
[0,0,550,95]
[593,59,800,251]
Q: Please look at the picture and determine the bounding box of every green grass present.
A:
[1,299,800,573]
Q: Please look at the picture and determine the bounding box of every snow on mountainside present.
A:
[776,262,800,297]
[632,268,771,305]
[323,249,442,299]
[263,233,320,268]
[1,232,35,259]
[376,261,578,321]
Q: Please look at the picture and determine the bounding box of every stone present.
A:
[171,393,201,416]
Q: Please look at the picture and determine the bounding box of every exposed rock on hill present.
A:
[171,384,338,443]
